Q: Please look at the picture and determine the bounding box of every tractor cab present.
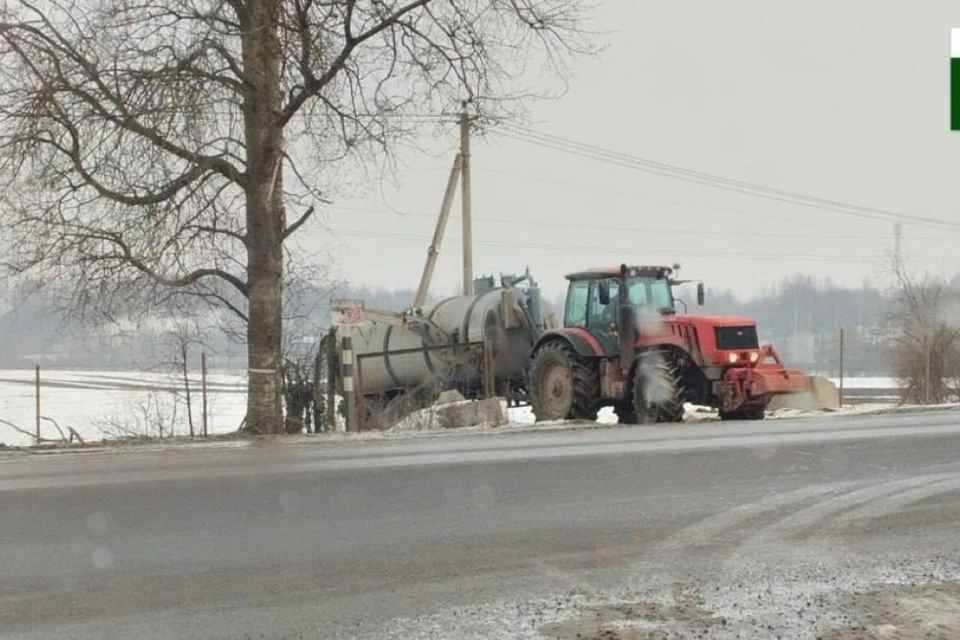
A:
[561,264,696,353]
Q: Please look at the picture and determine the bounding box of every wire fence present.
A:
[0,361,246,448]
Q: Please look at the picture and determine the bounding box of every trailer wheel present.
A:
[529,341,599,422]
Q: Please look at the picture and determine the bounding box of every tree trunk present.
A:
[246,234,283,433]
[242,0,285,434]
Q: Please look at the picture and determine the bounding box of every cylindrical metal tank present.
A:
[339,318,450,395]
[337,286,541,399]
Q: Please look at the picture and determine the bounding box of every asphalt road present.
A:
[3,411,960,639]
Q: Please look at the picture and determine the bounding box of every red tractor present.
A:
[528,264,810,423]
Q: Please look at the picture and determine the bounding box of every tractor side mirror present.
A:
[597,280,610,306]
[697,282,705,306]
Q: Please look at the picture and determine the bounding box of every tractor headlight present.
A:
[749,351,759,363]
[727,352,739,364]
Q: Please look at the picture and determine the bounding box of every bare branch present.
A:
[280,0,431,124]
[39,416,66,441]
[283,205,315,240]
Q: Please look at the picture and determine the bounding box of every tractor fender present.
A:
[635,333,701,365]
[531,328,604,359]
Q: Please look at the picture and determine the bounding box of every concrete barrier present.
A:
[389,396,506,431]
[435,397,506,429]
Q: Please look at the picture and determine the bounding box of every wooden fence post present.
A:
[326,329,337,432]
[182,343,194,437]
[341,336,357,432]
[839,328,845,408]
[35,365,40,444]
[201,352,209,437]
[482,336,496,399]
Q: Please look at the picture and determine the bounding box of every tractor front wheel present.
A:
[529,342,599,422]
[631,351,683,424]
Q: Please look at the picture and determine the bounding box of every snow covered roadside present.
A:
[767,402,960,420]
[506,396,958,426]
[686,401,960,422]
[1,369,953,456]
[505,404,620,426]
[506,400,960,428]
[0,401,631,456]
[9,399,957,459]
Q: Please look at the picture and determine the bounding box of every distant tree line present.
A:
[700,274,895,376]
[0,277,419,370]
[4,272,959,393]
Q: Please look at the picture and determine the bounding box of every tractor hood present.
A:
[663,314,761,366]
[673,314,757,327]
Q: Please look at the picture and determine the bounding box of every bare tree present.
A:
[889,260,960,404]
[160,318,208,437]
[0,0,591,433]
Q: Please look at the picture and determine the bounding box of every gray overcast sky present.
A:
[298,0,960,301]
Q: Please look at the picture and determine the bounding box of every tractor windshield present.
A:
[626,276,674,314]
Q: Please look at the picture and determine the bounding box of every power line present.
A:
[394,165,948,239]
[324,205,949,243]
[327,227,889,265]
[497,127,905,225]
[494,124,960,230]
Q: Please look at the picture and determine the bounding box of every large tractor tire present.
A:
[529,341,599,422]
[631,351,683,424]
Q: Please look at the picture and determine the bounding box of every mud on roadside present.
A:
[538,581,960,640]
[822,582,960,640]
[540,582,722,639]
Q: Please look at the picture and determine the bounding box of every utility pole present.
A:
[414,154,462,307]
[460,105,474,296]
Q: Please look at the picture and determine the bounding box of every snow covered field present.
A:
[826,377,899,389]
[0,369,246,447]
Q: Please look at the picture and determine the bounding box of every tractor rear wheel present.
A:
[529,341,599,422]
[631,351,682,424]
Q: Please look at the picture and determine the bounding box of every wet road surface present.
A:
[2,410,960,639]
